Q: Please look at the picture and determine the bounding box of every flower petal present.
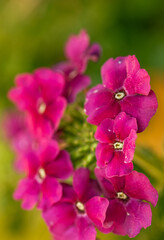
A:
[85,85,120,125]
[113,200,152,238]
[13,178,40,210]
[120,90,158,132]
[39,176,62,209]
[113,112,138,140]
[39,140,59,166]
[94,118,115,143]
[105,152,133,177]
[45,150,73,180]
[124,171,158,207]
[124,68,150,96]
[85,196,110,229]
[123,129,137,163]
[42,202,76,234]
[95,143,114,168]
[101,56,127,91]
[34,68,65,100]
[77,216,97,240]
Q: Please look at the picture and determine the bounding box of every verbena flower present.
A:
[42,168,107,240]
[8,68,67,138]
[86,168,158,238]
[94,112,137,177]
[85,55,158,132]
[13,140,73,210]
[54,29,101,103]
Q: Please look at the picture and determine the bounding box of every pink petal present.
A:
[34,68,65,100]
[85,196,110,229]
[45,150,73,180]
[65,29,89,65]
[94,168,116,199]
[124,171,158,207]
[123,129,137,163]
[61,183,77,203]
[113,200,152,238]
[113,112,138,140]
[105,152,133,177]
[120,90,158,132]
[15,73,34,87]
[13,178,40,210]
[104,199,127,229]
[39,140,59,166]
[42,202,76,234]
[94,118,115,143]
[45,96,67,131]
[85,85,120,125]
[66,74,91,103]
[26,151,40,177]
[73,168,90,200]
[77,216,97,240]
[124,68,150,96]
[39,176,62,209]
[101,56,127,91]
[125,55,140,75]
[87,43,102,62]
[95,143,114,168]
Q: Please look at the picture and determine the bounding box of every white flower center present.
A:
[114,142,123,150]
[38,102,46,114]
[117,192,128,200]
[76,202,85,212]
[115,92,125,100]
[38,168,46,179]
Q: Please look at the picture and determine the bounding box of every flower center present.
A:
[115,92,125,100]
[114,142,123,150]
[117,192,128,200]
[76,201,85,213]
[38,168,46,179]
[38,102,46,114]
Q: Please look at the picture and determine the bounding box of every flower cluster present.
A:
[5,30,158,240]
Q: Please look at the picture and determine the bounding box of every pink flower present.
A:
[87,168,158,238]
[13,140,73,210]
[54,29,101,103]
[8,68,67,138]
[95,112,137,177]
[85,55,158,132]
[42,168,108,240]
[65,29,101,73]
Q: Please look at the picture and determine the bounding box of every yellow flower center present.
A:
[114,142,123,150]
[117,192,128,200]
[76,202,85,212]
[38,168,46,179]
[115,92,125,100]
[38,102,46,114]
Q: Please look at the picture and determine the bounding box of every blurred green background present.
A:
[0,0,164,239]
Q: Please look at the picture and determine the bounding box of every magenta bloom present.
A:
[42,168,108,240]
[65,29,101,73]
[54,29,101,103]
[54,62,91,103]
[8,68,67,138]
[14,140,73,210]
[85,55,158,132]
[87,168,158,238]
[95,112,137,177]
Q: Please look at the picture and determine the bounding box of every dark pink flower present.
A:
[95,112,137,177]
[54,29,101,103]
[85,55,158,132]
[87,168,158,238]
[13,140,73,210]
[8,68,67,138]
[65,29,101,73]
[54,62,91,103]
[42,168,109,240]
